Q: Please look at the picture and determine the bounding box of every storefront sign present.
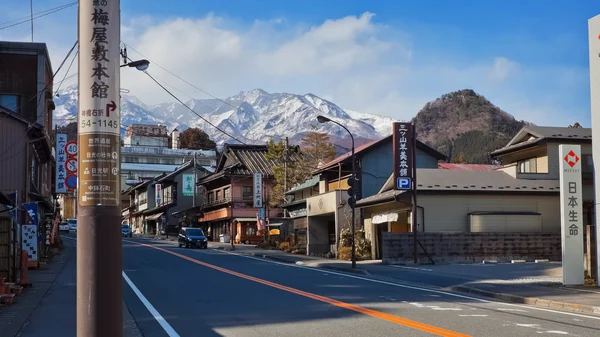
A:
[21,225,38,267]
[55,134,68,193]
[78,0,120,206]
[372,212,399,224]
[392,122,415,190]
[559,144,584,285]
[182,174,194,197]
[155,183,162,205]
[253,172,263,208]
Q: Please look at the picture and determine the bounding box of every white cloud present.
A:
[0,9,589,126]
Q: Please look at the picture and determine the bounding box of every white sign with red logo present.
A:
[559,144,584,285]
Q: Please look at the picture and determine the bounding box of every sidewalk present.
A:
[0,237,143,337]
[139,234,600,316]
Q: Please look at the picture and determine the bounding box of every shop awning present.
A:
[233,218,257,223]
[372,213,399,224]
[146,212,164,221]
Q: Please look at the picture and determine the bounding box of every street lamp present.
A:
[317,115,357,269]
[120,59,150,71]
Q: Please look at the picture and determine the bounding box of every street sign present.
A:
[55,134,68,193]
[65,141,78,157]
[559,144,584,285]
[66,174,77,190]
[78,0,121,207]
[392,122,415,191]
[66,158,78,173]
[397,177,411,190]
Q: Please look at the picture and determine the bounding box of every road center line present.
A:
[132,241,470,337]
[122,271,181,337]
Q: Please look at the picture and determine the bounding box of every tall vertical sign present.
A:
[78,0,121,207]
[559,144,584,285]
[588,14,600,287]
[77,1,123,336]
[392,122,415,190]
[55,134,68,193]
[155,183,162,205]
[253,172,263,208]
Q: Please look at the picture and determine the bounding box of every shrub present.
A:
[338,246,352,260]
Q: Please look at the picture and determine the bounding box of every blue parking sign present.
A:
[397,177,411,190]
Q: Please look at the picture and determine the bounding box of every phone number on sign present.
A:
[80,119,119,129]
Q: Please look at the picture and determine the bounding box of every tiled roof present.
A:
[286,175,320,194]
[361,169,561,207]
[313,135,446,174]
[202,144,303,181]
[438,163,502,171]
[491,126,592,157]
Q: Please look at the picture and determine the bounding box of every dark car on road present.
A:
[178,227,208,249]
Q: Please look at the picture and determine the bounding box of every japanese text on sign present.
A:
[78,0,120,136]
[55,134,68,193]
[253,172,263,208]
[392,122,414,190]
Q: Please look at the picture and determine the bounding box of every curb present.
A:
[243,252,371,275]
[447,285,600,315]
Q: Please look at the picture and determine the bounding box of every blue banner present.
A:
[23,202,39,227]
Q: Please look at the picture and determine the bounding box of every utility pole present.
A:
[283,137,288,217]
[77,1,123,337]
[411,123,418,264]
[193,152,197,207]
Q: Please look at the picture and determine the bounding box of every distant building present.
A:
[119,124,217,191]
[124,124,169,148]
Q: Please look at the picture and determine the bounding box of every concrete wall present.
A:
[418,194,561,233]
[382,232,562,264]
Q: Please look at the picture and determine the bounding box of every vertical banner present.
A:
[559,144,584,285]
[56,134,68,193]
[392,122,415,190]
[588,14,600,286]
[21,224,38,267]
[182,174,194,196]
[253,172,263,208]
[155,183,162,205]
[78,0,121,206]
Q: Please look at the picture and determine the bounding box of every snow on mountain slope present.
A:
[53,86,397,144]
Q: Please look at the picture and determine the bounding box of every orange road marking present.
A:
[131,241,471,337]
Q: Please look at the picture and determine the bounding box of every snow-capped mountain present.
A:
[53,86,397,145]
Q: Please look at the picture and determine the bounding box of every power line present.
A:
[0,2,77,31]
[54,50,78,97]
[0,40,77,125]
[0,40,78,163]
[141,69,248,145]
[122,43,241,111]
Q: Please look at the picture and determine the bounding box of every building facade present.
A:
[0,41,56,273]
[282,135,446,256]
[196,144,293,242]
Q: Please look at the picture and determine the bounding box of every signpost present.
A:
[392,122,418,263]
[182,174,194,197]
[77,1,122,336]
[559,144,585,285]
[55,134,68,193]
[588,14,600,287]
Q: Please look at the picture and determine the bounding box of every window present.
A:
[0,94,21,113]
[246,226,257,236]
[139,191,147,204]
[208,192,214,204]
[224,187,230,200]
[216,190,222,201]
[242,186,252,200]
[517,158,537,173]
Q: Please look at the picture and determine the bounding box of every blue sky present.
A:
[1,0,599,126]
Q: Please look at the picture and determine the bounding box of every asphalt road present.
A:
[121,237,600,337]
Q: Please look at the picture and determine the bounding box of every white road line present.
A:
[214,248,600,321]
[389,265,433,272]
[122,271,180,337]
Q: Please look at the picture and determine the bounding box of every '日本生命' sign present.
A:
[559,144,584,285]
